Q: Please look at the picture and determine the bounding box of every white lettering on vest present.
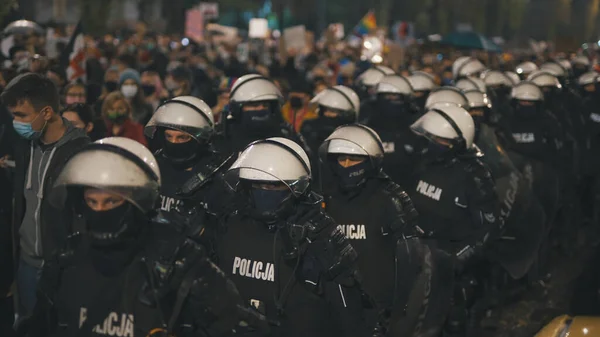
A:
[512,133,535,143]
[78,307,134,337]
[232,257,275,282]
[160,195,180,212]
[590,113,600,123]
[416,180,443,201]
[337,224,367,240]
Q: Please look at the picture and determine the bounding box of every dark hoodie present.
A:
[13,119,89,268]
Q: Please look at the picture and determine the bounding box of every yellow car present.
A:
[536,315,600,337]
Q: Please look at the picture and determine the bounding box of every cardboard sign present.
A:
[185,9,204,43]
[249,18,269,39]
[283,25,306,52]
[199,2,219,19]
[206,23,238,44]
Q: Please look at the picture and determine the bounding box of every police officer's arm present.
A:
[381,181,420,238]
[459,162,502,269]
[185,251,270,336]
[294,209,369,337]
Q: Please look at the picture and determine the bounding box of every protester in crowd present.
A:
[101,91,147,146]
[101,66,119,98]
[118,68,153,124]
[62,82,87,105]
[59,103,106,141]
[211,76,236,124]
[282,76,317,132]
[0,73,90,318]
[140,70,167,110]
[165,65,195,98]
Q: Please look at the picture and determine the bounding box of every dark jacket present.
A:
[12,119,89,267]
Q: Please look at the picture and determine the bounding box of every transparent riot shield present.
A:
[476,124,547,279]
[387,237,455,337]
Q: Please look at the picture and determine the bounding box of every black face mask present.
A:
[320,115,353,133]
[290,96,304,109]
[82,202,136,247]
[141,84,156,97]
[424,141,453,162]
[105,81,118,92]
[331,159,371,190]
[163,139,204,168]
[515,102,538,117]
[249,188,292,223]
[378,98,411,122]
[240,108,280,135]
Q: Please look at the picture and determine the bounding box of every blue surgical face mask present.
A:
[13,110,47,140]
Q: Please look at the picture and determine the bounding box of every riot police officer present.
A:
[300,85,361,154]
[318,124,420,334]
[407,71,437,113]
[362,75,427,186]
[515,61,538,80]
[355,65,395,101]
[217,74,307,156]
[23,137,265,337]
[482,70,514,120]
[216,137,367,337]
[424,87,470,111]
[572,55,591,80]
[144,96,228,216]
[499,81,564,167]
[407,104,501,336]
[504,71,521,86]
[453,57,486,80]
[464,90,492,143]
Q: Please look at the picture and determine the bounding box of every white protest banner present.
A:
[283,25,306,51]
[249,18,269,39]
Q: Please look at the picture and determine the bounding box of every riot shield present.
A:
[387,238,455,337]
[476,125,548,279]
[507,149,561,225]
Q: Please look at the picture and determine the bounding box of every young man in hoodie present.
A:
[0,73,90,318]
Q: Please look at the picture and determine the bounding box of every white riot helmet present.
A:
[320,124,384,167]
[572,55,591,67]
[229,74,283,104]
[376,75,414,96]
[411,103,475,150]
[515,62,538,78]
[577,71,599,86]
[504,71,521,86]
[408,72,437,92]
[425,87,469,109]
[225,137,311,220]
[455,77,486,92]
[540,62,567,79]
[455,58,486,79]
[511,81,544,102]
[558,59,572,72]
[356,65,395,87]
[311,85,360,118]
[53,137,161,214]
[145,96,215,141]
[464,90,492,110]
[452,56,472,79]
[483,70,513,87]
[528,71,562,89]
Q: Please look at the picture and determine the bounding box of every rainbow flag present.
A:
[353,11,377,36]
